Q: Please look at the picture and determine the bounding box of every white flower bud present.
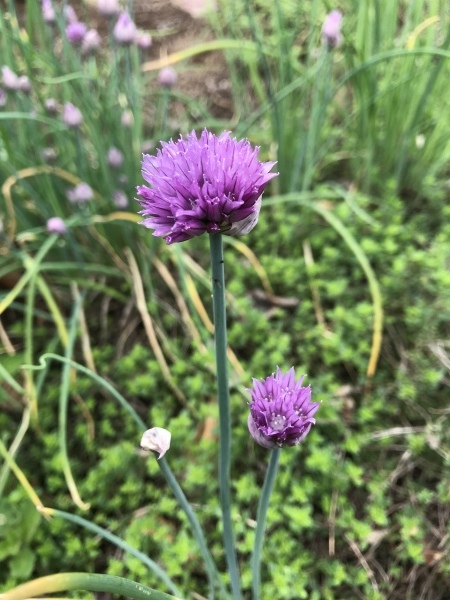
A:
[140,427,171,459]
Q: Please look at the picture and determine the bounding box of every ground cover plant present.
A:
[1,1,450,599]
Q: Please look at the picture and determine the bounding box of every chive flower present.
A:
[247,367,320,449]
[322,11,343,49]
[158,66,177,88]
[41,0,56,24]
[97,0,121,16]
[67,182,93,204]
[62,102,83,127]
[107,146,124,168]
[66,22,87,44]
[46,217,67,234]
[113,12,137,44]
[137,129,277,244]
[82,29,101,53]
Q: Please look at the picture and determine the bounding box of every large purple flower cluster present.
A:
[247,367,320,449]
[137,129,277,244]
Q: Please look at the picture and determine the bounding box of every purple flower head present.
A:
[46,217,67,234]
[322,10,343,49]
[82,29,101,53]
[137,129,277,244]
[247,367,320,449]
[158,66,177,88]
[2,66,20,91]
[42,0,56,23]
[66,21,87,44]
[107,146,124,168]
[97,0,121,16]
[113,12,137,44]
[67,182,93,204]
[134,31,152,48]
[113,190,129,208]
[62,102,83,127]
[64,5,78,24]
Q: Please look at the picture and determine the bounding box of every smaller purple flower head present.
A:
[66,21,87,44]
[42,0,56,23]
[64,5,78,24]
[113,190,129,208]
[134,31,152,49]
[62,102,83,127]
[2,66,20,91]
[97,0,121,16]
[247,367,320,449]
[46,216,67,234]
[82,29,101,53]
[137,130,277,244]
[113,12,137,44]
[0,88,6,107]
[322,10,343,49]
[158,66,178,88]
[67,182,93,204]
[107,146,124,168]
[44,98,58,114]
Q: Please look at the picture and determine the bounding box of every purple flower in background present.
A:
[18,76,31,93]
[62,102,83,127]
[2,66,20,91]
[134,31,152,49]
[82,29,101,53]
[158,66,178,88]
[97,0,121,16]
[0,88,6,107]
[67,182,94,204]
[64,5,78,24]
[44,98,58,114]
[42,0,56,23]
[322,10,343,49]
[46,217,67,234]
[66,22,87,44]
[113,12,137,44]
[107,147,124,168]
[121,110,133,127]
[247,368,320,449]
[113,190,129,208]
[137,129,277,244]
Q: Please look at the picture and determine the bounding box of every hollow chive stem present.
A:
[251,447,281,600]
[209,233,243,600]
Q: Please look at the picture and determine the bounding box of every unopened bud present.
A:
[140,427,171,459]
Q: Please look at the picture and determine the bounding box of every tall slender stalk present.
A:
[209,233,242,600]
[251,448,281,600]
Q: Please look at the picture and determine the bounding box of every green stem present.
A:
[158,458,230,600]
[209,233,242,600]
[251,448,281,600]
[2,573,180,600]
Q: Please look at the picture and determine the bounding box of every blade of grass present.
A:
[38,507,182,597]
[125,247,186,405]
[58,293,90,510]
[265,194,383,377]
[1,573,181,600]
